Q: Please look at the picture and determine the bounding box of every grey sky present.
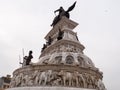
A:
[0,0,120,90]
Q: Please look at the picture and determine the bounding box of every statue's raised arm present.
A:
[51,1,77,27]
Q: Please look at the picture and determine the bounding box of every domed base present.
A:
[6,86,96,90]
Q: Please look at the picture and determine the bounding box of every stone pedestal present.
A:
[8,17,106,90]
[7,86,96,90]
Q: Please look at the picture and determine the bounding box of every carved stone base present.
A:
[6,86,96,90]
[10,64,105,90]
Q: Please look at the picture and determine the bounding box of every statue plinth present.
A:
[45,16,78,41]
[7,86,96,90]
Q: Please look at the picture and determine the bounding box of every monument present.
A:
[7,2,106,90]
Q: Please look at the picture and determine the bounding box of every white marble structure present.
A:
[7,16,106,90]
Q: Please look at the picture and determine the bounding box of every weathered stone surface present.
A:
[7,86,96,90]
[10,64,103,89]
[9,16,106,90]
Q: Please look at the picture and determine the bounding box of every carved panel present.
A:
[65,55,74,64]
[55,56,62,64]
[11,69,104,89]
[77,56,84,66]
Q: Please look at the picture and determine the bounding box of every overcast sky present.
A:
[0,0,120,90]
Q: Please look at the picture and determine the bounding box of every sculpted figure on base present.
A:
[51,1,76,26]
[22,50,33,66]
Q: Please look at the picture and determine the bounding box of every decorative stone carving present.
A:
[72,71,79,87]
[39,71,47,85]
[66,55,74,64]
[77,56,85,67]
[15,73,23,87]
[58,70,72,86]
[55,56,62,64]
[77,73,85,88]
[33,71,40,85]
[52,77,61,86]
[40,39,85,57]
[11,68,104,89]
[38,52,96,68]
